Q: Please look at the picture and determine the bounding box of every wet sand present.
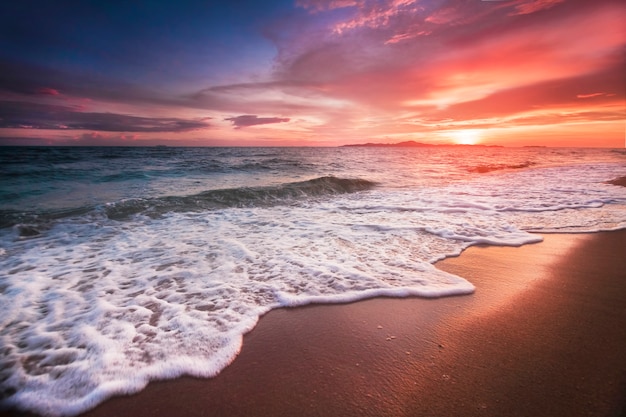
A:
[3,231,626,417]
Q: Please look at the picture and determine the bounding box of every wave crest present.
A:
[468,161,535,174]
[105,176,376,220]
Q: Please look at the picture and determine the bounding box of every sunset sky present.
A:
[0,0,624,147]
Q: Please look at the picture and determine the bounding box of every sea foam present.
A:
[1,158,625,416]
[1,203,479,416]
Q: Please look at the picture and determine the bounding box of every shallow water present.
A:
[1,146,625,416]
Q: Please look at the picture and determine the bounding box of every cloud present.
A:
[0,133,148,147]
[0,59,172,108]
[297,0,357,12]
[510,0,566,16]
[248,0,624,145]
[290,1,623,107]
[384,29,431,44]
[1,0,622,147]
[190,79,347,116]
[36,87,60,95]
[576,92,608,99]
[67,132,142,146]
[0,100,211,132]
[421,63,625,120]
[330,0,423,34]
[225,115,290,129]
[424,7,460,25]
[67,113,211,132]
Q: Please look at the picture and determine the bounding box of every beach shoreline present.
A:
[3,230,626,417]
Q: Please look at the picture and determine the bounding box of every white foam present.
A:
[1,204,481,416]
[1,162,625,416]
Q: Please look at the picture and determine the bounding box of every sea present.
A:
[1,145,625,416]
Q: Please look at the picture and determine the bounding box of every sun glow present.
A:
[449,129,482,145]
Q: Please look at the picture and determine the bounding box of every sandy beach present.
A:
[3,230,625,417]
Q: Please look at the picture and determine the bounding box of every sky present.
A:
[0,0,624,147]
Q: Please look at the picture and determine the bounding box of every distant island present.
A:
[342,140,502,148]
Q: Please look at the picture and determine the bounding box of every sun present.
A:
[449,129,482,145]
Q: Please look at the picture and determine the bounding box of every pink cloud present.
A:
[424,7,459,25]
[159,0,624,147]
[576,92,606,99]
[68,132,142,146]
[36,87,60,95]
[330,0,423,33]
[297,0,357,12]
[75,132,104,141]
[225,115,290,129]
[337,3,621,104]
[510,0,566,16]
[384,29,431,44]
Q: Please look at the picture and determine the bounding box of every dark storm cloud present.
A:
[0,101,211,132]
[225,115,290,129]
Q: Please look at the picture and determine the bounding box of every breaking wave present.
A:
[0,177,377,230]
[467,161,536,174]
[104,176,376,220]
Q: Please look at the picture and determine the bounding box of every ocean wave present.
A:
[467,161,536,174]
[230,158,310,172]
[0,168,93,182]
[104,176,377,220]
[0,177,377,229]
[1,149,625,416]
[0,206,96,234]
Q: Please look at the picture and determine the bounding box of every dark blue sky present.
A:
[1,1,291,91]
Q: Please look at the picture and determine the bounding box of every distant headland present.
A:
[342,140,502,148]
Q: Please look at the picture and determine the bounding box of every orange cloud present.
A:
[510,0,566,16]
[151,0,626,147]
[576,92,607,99]
[3,0,623,147]
[264,0,624,146]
